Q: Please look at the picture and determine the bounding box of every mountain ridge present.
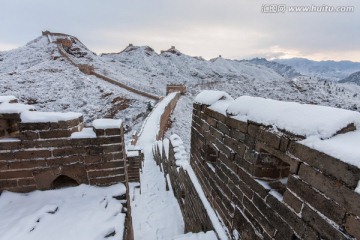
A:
[1,31,360,144]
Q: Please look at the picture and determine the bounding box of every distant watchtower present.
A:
[166,84,186,95]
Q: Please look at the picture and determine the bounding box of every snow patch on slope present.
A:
[0,184,126,240]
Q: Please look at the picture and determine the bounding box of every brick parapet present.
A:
[126,147,144,182]
[156,92,181,140]
[0,100,127,193]
[190,102,360,239]
[152,140,215,234]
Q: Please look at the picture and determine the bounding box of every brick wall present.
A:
[153,140,214,234]
[190,102,360,239]
[126,147,144,182]
[0,102,127,193]
[156,92,181,140]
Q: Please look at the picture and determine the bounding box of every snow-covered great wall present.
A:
[1,30,360,239]
[42,31,162,101]
[153,90,360,239]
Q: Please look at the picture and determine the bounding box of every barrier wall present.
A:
[153,139,214,234]
[156,92,181,140]
[0,98,126,193]
[190,100,360,239]
[126,146,144,182]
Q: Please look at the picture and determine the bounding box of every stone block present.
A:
[256,142,300,174]
[265,194,318,239]
[287,175,346,224]
[289,142,360,188]
[225,116,248,133]
[237,166,269,198]
[204,107,226,122]
[8,159,47,170]
[105,128,121,136]
[283,189,303,213]
[20,130,39,140]
[0,141,21,150]
[298,163,360,216]
[248,123,261,138]
[257,129,281,149]
[217,121,230,135]
[0,179,18,189]
[0,170,33,179]
[39,129,72,139]
[344,214,360,239]
[53,147,89,157]
[87,168,125,178]
[302,204,349,240]
[14,150,51,160]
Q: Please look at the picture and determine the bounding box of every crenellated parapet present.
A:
[189,90,360,239]
[0,96,127,192]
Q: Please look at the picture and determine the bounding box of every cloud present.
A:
[0,0,359,61]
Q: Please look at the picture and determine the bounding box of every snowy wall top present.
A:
[0,96,17,104]
[169,134,188,167]
[194,90,360,168]
[227,96,360,139]
[92,119,123,129]
[21,111,82,123]
[194,90,233,106]
[195,91,360,139]
[0,103,35,114]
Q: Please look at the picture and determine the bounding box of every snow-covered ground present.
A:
[0,184,127,240]
[130,93,185,240]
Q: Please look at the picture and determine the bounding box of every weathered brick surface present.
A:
[289,141,360,188]
[298,163,360,216]
[0,111,128,192]
[282,189,303,213]
[344,214,360,239]
[302,204,350,239]
[126,149,144,182]
[287,175,346,224]
[187,103,360,239]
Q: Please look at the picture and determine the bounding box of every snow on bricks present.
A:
[152,137,214,235]
[190,90,360,239]
[0,97,128,193]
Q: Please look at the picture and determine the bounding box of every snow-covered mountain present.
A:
[0,36,151,135]
[1,32,360,145]
[245,58,301,79]
[340,71,360,85]
[274,58,360,81]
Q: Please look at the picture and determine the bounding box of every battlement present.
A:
[166,84,186,95]
[189,90,360,239]
[0,96,127,193]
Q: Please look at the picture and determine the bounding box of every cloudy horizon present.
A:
[1,0,359,62]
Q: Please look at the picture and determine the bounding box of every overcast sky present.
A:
[0,0,359,61]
